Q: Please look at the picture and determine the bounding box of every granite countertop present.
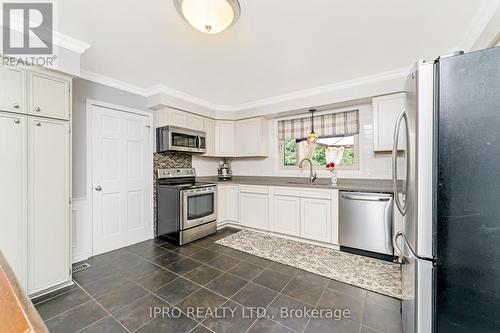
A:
[197,176,397,193]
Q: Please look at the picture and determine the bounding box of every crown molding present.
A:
[79,66,410,117]
[144,84,220,110]
[79,70,149,96]
[53,31,90,54]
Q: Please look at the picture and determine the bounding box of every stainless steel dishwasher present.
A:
[339,191,394,260]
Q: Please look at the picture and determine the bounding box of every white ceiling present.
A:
[58,0,481,106]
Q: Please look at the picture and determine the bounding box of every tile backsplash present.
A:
[153,152,192,236]
[154,152,192,170]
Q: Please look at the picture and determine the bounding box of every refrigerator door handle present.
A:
[392,108,409,215]
[393,231,403,257]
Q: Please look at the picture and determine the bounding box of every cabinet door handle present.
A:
[95,185,102,191]
[13,119,20,124]
[34,106,41,112]
[35,122,41,126]
[13,103,20,109]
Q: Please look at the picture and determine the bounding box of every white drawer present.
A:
[239,185,269,194]
[273,186,331,200]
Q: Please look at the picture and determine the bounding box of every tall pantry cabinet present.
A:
[0,65,72,297]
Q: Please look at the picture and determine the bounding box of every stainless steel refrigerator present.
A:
[393,46,500,333]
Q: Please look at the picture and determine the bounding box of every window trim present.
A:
[280,134,360,171]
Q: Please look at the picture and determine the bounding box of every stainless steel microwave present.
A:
[156,125,206,154]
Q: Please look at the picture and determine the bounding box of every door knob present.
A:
[13,103,19,109]
[95,185,102,191]
[34,106,41,112]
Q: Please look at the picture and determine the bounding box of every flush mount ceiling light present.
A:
[174,0,241,34]
[307,109,319,143]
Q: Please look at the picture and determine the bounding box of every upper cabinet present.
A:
[157,108,188,128]
[372,93,407,152]
[214,120,236,157]
[154,108,204,131]
[187,113,204,131]
[204,118,215,156]
[235,118,268,157]
[0,66,25,114]
[154,107,269,158]
[29,70,71,120]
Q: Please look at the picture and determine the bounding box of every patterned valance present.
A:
[278,110,359,140]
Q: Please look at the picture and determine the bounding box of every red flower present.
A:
[326,162,335,168]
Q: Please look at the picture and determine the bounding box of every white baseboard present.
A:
[217,221,242,229]
[72,252,91,264]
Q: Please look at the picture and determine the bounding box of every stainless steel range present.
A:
[157,168,217,245]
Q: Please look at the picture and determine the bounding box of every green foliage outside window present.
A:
[341,147,354,165]
[284,139,297,166]
[283,137,356,168]
[312,147,326,166]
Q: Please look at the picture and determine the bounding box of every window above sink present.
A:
[277,109,360,171]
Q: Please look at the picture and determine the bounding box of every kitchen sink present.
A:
[286,181,324,185]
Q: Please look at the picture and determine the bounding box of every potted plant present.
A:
[326,162,337,185]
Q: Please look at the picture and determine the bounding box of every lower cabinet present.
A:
[239,186,270,230]
[28,118,70,294]
[218,184,239,224]
[217,184,339,246]
[300,198,332,243]
[273,195,300,236]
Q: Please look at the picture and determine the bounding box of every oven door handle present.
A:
[183,188,217,197]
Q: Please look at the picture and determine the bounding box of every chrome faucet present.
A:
[299,158,317,183]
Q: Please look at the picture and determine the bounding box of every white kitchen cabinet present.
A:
[29,70,71,120]
[300,197,332,243]
[372,93,407,152]
[235,117,268,157]
[187,113,204,131]
[0,67,72,296]
[215,120,236,157]
[239,185,270,230]
[0,66,25,114]
[168,109,189,128]
[154,108,208,132]
[217,184,239,224]
[154,108,188,128]
[273,195,300,236]
[204,118,215,156]
[0,112,27,289]
[28,117,71,294]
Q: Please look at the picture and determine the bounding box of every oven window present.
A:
[172,132,197,148]
[187,193,214,220]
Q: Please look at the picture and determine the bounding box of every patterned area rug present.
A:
[216,230,402,299]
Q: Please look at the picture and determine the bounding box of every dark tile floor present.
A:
[33,228,402,333]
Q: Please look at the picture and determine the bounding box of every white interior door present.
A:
[91,105,152,255]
